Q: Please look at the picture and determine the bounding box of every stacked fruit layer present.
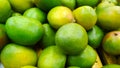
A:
[0,0,120,68]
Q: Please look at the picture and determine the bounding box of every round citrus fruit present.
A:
[76,0,99,7]
[67,45,97,68]
[34,0,76,12]
[12,12,22,16]
[23,8,46,23]
[21,65,37,68]
[5,16,44,46]
[9,0,34,13]
[73,6,97,30]
[87,25,104,48]
[38,46,66,68]
[55,23,88,55]
[47,6,75,29]
[41,24,55,48]
[102,31,120,55]
[61,0,76,10]
[34,0,61,12]
[1,43,37,68]
[0,0,12,23]
[67,66,80,68]
[102,64,120,68]
[96,4,120,30]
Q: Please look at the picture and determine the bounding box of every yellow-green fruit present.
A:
[67,66,80,68]
[9,0,34,13]
[34,0,62,12]
[23,8,46,23]
[87,25,104,48]
[76,0,99,7]
[41,24,55,48]
[34,0,76,12]
[67,45,97,68]
[73,6,97,30]
[21,66,37,68]
[55,23,88,55]
[12,12,22,16]
[96,1,120,30]
[1,43,37,68]
[102,64,120,68]
[102,31,120,55]
[47,6,75,29]
[61,0,76,10]
[0,0,12,23]
[5,16,43,46]
[38,46,66,68]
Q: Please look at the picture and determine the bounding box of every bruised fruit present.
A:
[102,31,120,55]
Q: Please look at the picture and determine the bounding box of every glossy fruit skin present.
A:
[96,1,120,30]
[76,0,99,7]
[0,0,12,23]
[1,43,37,68]
[73,6,97,30]
[23,8,46,23]
[87,25,104,48]
[34,0,76,12]
[21,65,37,68]
[102,64,120,68]
[38,46,66,68]
[12,12,22,16]
[67,66,80,68]
[67,45,97,68]
[9,0,34,13]
[41,24,55,48]
[5,16,44,46]
[102,31,120,55]
[61,0,76,10]
[55,23,88,55]
[47,6,75,29]
[34,0,62,12]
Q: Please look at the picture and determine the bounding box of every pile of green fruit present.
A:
[0,0,120,68]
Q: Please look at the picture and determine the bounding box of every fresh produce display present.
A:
[0,0,120,68]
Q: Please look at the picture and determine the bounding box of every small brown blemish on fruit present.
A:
[114,33,118,36]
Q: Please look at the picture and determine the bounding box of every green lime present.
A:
[47,6,75,29]
[73,6,97,30]
[67,66,80,68]
[55,23,88,55]
[76,0,99,7]
[34,0,76,12]
[12,12,22,16]
[23,8,46,23]
[9,0,34,13]
[102,64,120,68]
[87,25,104,48]
[38,46,66,68]
[67,45,97,68]
[0,0,12,23]
[41,24,55,48]
[61,0,76,10]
